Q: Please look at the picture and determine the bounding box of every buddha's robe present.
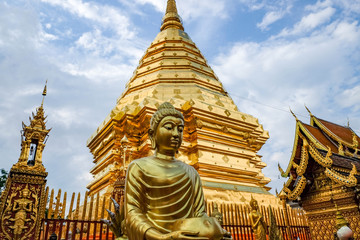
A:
[125,156,206,240]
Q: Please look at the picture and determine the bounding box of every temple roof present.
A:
[301,123,337,153]
[279,108,360,201]
[313,117,360,147]
[318,149,360,170]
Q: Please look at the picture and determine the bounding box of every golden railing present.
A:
[39,188,311,240]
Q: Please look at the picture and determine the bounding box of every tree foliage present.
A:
[0,168,8,193]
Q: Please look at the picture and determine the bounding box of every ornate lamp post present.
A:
[120,135,129,174]
[279,190,291,240]
[112,135,130,204]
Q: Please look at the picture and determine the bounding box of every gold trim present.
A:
[287,176,307,201]
[312,116,358,150]
[298,122,327,150]
[308,143,333,168]
[296,141,309,176]
[284,122,300,176]
[284,175,294,188]
[324,164,358,187]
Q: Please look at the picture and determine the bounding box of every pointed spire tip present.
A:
[41,80,48,107]
[161,0,184,31]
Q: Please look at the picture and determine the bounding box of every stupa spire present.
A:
[166,0,178,13]
[160,0,184,31]
[41,80,48,107]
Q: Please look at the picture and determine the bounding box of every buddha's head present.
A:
[148,102,184,156]
[250,195,258,211]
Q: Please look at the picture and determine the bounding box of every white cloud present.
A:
[132,0,164,12]
[213,10,360,192]
[257,11,285,30]
[337,85,360,111]
[278,6,336,37]
[41,0,134,38]
[132,0,227,20]
[40,31,58,41]
[255,0,295,30]
[61,61,134,83]
[49,107,88,128]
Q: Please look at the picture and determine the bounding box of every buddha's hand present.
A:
[146,228,209,240]
[161,231,209,240]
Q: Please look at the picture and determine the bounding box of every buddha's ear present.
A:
[148,129,156,149]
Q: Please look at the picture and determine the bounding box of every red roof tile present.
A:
[302,123,338,153]
[317,118,360,146]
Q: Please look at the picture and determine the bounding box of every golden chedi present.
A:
[125,102,231,240]
[87,0,275,207]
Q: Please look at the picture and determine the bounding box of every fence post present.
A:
[279,191,291,240]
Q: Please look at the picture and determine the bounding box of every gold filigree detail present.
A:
[352,132,358,149]
[1,183,40,240]
[284,174,294,188]
[338,143,344,156]
[287,176,307,201]
[324,164,358,187]
[296,141,309,176]
[308,143,333,168]
[283,184,291,195]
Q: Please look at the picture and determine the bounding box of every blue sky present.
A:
[1,0,360,196]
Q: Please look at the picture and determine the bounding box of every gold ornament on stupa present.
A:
[87,0,273,205]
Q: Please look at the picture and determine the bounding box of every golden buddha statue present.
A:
[125,102,232,240]
[249,196,267,240]
[211,203,223,226]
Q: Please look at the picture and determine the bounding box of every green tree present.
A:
[0,168,8,193]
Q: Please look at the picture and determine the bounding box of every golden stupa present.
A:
[86,0,275,205]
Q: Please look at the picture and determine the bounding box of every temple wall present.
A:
[307,210,360,239]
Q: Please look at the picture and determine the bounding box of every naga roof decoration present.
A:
[294,142,309,176]
[284,174,294,188]
[280,107,360,200]
[283,176,307,201]
[324,163,357,187]
[308,143,333,168]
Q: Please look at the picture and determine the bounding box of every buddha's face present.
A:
[250,200,258,210]
[154,116,184,156]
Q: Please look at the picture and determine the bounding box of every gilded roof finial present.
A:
[338,143,344,156]
[161,0,184,31]
[41,80,48,107]
[289,108,298,121]
[304,104,313,117]
[278,163,286,178]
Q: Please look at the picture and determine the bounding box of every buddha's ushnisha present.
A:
[125,102,232,240]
